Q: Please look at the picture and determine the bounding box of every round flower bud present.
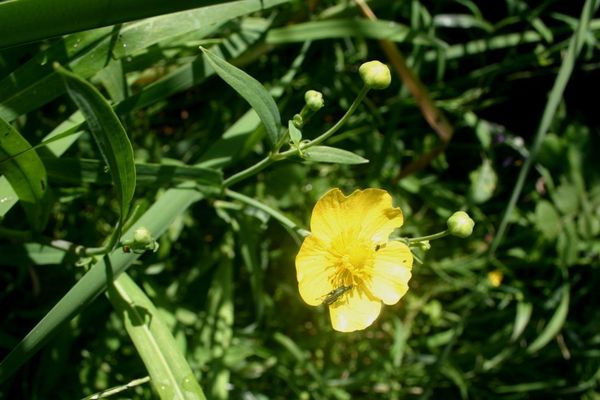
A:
[447,211,475,238]
[304,90,324,111]
[359,60,391,89]
[133,227,154,248]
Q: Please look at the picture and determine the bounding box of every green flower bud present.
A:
[304,90,324,111]
[359,60,391,89]
[132,227,159,252]
[447,211,475,238]
[133,227,153,245]
[292,113,304,129]
[416,240,431,251]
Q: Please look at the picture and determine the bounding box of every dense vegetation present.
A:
[1,0,599,398]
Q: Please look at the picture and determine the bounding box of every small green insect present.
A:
[322,285,353,305]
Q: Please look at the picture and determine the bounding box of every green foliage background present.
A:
[1,0,600,399]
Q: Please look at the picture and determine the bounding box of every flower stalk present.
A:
[223,85,371,188]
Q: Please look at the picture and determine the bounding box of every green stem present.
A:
[0,227,91,255]
[280,85,370,157]
[223,154,275,188]
[223,86,371,188]
[407,230,449,244]
[0,221,122,257]
[224,189,310,237]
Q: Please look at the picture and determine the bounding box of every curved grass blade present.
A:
[0,116,49,231]
[0,183,203,383]
[108,273,206,400]
[55,64,136,236]
[200,46,282,148]
[527,284,570,353]
[511,301,533,342]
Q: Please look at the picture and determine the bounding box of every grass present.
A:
[1,0,600,399]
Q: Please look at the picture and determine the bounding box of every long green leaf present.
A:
[0,183,203,383]
[0,117,49,231]
[266,19,442,46]
[44,158,222,190]
[108,273,206,400]
[198,41,310,168]
[201,46,282,148]
[0,0,222,48]
[0,0,290,122]
[55,64,136,230]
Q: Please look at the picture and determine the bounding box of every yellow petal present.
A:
[309,188,350,243]
[349,189,404,243]
[310,188,403,244]
[295,235,335,306]
[368,241,413,305]
[329,287,381,332]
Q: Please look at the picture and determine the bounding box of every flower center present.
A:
[329,235,375,287]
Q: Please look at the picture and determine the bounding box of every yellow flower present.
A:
[487,270,503,287]
[295,188,413,332]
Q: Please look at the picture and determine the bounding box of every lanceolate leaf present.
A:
[201,46,282,148]
[55,64,136,231]
[0,116,49,231]
[302,146,369,165]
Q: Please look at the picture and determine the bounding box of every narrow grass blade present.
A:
[0,116,49,231]
[201,47,282,148]
[267,19,442,46]
[511,301,533,342]
[0,0,223,48]
[44,158,222,190]
[55,64,136,232]
[108,273,206,400]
